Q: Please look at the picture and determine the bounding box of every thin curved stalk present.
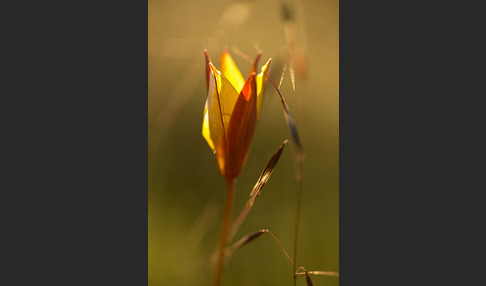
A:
[293,163,303,286]
[213,178,235,286]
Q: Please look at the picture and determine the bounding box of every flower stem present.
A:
[213,178,235,286]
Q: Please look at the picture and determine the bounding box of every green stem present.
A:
[293,179,302,285]
[293,153,304,286]
[213,178,235,286]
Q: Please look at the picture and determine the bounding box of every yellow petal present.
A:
[256,58,271,119]
[206,63,240,177]
[208,64,240,132]
[220,48,245,93]
[202,102,215,151]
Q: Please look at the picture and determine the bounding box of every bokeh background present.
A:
[148,0,338,285]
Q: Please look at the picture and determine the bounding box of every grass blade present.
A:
[305,272,313,286]
[296,267,339,278]
[305,271,339,278]
[268,77,303,151]
[268,75,305,286]
[227,230,265,252]
[228,140,288,241]
[226,229,294,266]
[295,267,314,286]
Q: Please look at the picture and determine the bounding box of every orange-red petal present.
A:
[226,72,258,179]
[204,50,212,93]
[250,51,262,75]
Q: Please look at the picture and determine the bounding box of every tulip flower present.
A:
[202,49,271,180]
[202,48,271,286]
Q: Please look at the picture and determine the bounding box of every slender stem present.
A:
[293,153,304,286]
[213,178,235,286]
[293,179,302,286]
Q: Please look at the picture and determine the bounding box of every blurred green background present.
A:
[148,0,338,285]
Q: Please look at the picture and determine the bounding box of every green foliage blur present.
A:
[148,0,339,285]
